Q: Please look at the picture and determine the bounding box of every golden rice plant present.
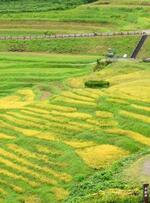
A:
[7,144,50,163]
[72,89,102,99]
[64,140,96,149]
[0,89,35,109]
[23,107,50,115]
[29,102,77,113]
[131,104,150,112]
[76,144,129,169]
[52,187,69,201]
[86,119,118,127]
[6,144,71,182]
[6,111,85,133]
[0,179,24,193]
[0,146,68,181]
[34,145,53,154]
[111,84,150,103]
[0,114,41,129]
[0,147,56,182]
[53,96,96,107]
[0,132,15,140]
[106,128,150,147]
[20,110,94,131]
[0,156,57,185]
[50,110,92,120]
[120,110,150,124]
[0,168,39,188]
[0,120,40,137]
[96,111,113,118]
[23,195,41,203]
[0,188,6,196]
[61,91,95,102]
[106,98,129,104]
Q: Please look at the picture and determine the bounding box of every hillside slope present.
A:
[0,53,149,202]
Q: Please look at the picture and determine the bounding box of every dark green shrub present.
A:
[85,80,110,88]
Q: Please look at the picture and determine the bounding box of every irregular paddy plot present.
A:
[0,89,34,109]
[0,54,149,202]
[76,145,129,169]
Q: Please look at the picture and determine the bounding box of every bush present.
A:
[85,80,110,88]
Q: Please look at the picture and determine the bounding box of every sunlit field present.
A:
[0,52,149,202]
[0,0,149,202]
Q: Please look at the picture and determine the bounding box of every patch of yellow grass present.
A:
[120,110,150,124]
[0,132,15,140]
[131,104,150,112]
[0,89,34,109]
[65,140,95,149]
[96,111,113,118]
[76,144,129,169]
[106,128,150,147]
[52,187,69,201]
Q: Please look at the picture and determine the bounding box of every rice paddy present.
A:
[0,51,149,202]
[0,0,149,202]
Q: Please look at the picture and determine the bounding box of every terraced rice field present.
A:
[0,52,149,202]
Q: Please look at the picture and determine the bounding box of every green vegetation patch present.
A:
[85,80,110,88]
